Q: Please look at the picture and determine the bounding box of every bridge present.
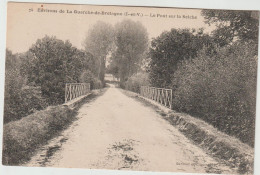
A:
[24,83,253,174]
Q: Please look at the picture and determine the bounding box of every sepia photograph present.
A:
[1,1,259,175]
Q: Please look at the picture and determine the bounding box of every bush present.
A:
[92,77,103,89]
[2,105,76,165]
[4,50,47,123]
[79,70,102,89]
[4,86,48,123]
[125,72,150,93]
[172,42,257,147]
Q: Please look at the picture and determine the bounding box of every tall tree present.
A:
[201,10,259,44]
[149,28,213,88]
[106,59,119,79]
[113,19,149,83]
[83,21,114,84]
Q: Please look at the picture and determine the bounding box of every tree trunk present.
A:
[98,56,106,86]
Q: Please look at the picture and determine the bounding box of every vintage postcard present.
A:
[2,2,259,175]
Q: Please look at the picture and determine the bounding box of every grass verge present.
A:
[166,113,254,174]
[2,105,76,165]
[2,88,107,166]
[121,89,254,174]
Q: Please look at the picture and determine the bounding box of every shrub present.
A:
[4,50,47,123]
[125,72,150,93]
[172,42,257,147]
[4,85,48,123]
[79,70,102,89]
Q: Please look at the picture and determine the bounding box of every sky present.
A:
[6,2,215,53]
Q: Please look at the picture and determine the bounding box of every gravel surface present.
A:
[25,85,236,174]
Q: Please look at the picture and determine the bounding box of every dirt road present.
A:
[26,85,235,174]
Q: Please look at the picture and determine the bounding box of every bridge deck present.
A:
[26,85,235,174]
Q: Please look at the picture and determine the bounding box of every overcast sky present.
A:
[6,2,215,53]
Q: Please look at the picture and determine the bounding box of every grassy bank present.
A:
[2,105,76,165]
[2,88,107,166]
[166,113,254,174]
[121,89,254,174]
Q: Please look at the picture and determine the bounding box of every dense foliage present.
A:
[201,10,259,43]
[21,36,96,105]
[4,36,100,123]
[146,10,258,147]
[4,50,47,123]
[149,28,213,88]
[172,42,257,146]
[124,72,150,93]
[79,70,102,89]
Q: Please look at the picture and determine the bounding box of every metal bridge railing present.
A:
[65,83,90,103]
[140,86,173,109]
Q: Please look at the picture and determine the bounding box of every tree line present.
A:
[4,19,149,123]
[84,19,149,86]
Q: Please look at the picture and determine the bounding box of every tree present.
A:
[4,50,47,123]
[83,21,114,84]
[201,10,259,44]
[24,36,91,105]
[4,50,25,122]
[172,42,257,147]
[149,28,213,88]
[112,19,149,83]
[4,36,99,122]
[106,60,119,79]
